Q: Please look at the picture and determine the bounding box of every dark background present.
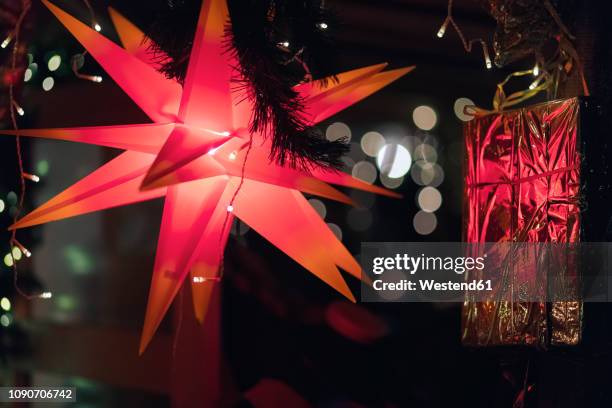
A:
[1,0,610,407]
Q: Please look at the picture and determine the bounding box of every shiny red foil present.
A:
[462,98,582,347]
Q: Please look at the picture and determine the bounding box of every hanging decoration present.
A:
[0,0,413,353]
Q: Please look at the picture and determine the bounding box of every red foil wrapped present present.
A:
[462,98,587,347]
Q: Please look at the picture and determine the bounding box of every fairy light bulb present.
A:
[39,292,53,299]
[533,63,539,76]
[76,74,103,83]
[529,81,538,90]
[437,19,449,38]
[23,172,39,182]
[193,277,206,283]
[485,55,492,69]
[12,240,31,258]
[12,101,24,116]
[318,22,328,30]
[229,151,237,160]
[227,205,234,213]
[1,34,12,49]
[94,23,102,32]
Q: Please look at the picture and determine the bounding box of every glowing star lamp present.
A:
[2,0,414,353]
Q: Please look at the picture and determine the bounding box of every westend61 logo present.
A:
[372,253,486,275]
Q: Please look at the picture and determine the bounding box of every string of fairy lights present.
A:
[435,0,492,70]
[436,0,546,91]
[2,0,104,312]
[437,0,588,111]
[5,0,39,302]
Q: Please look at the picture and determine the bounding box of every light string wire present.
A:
[216,133,255,282]
[443,0,589,114]
[82,0,100,32]
[176,135,255,351]
[71,50,102,83]
[436,0,492,69]
[6,0,40,300]
[71,1,103,83]
[214,0,331,279]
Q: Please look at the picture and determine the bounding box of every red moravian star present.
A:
[2,0,413,352]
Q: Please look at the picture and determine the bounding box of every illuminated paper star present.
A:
[3,0,413,352]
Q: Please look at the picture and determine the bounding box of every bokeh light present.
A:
[413,211,437,235]
[411,162,434,185]
[454,97,476,121]
[0,297,10,311]
[0,314,11,327]
[56,294,77,311]
[351,161,377,184]
[429,164,445,187]
[42,76,55,91]
[308,198,327,219]
[36,160,50,176]
[63,245,93,275]
[6,191,17,205]
[413,143,438,164]
[360,131,385,157]
[325,122,351,142]
[11,247,22,261]
[0,199,4,213]
[376,144,411,178]
[3,254,13,267]
[327,223,343,240]
[24,68,33,82]
[411,163,444,187]
[417,187,442,212]
[412,105,437,130]
[48,54,62,71]
[380,174,404,189]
